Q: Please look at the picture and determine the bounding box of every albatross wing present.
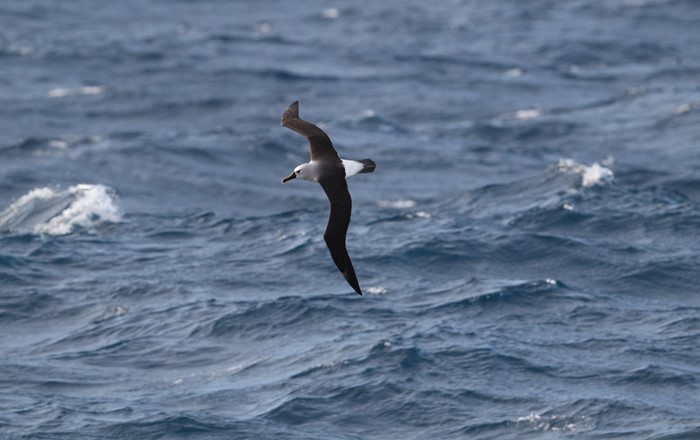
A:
[319,175,362,295]
[281,101,341,163]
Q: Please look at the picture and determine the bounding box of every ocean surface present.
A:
[2,1,700,438]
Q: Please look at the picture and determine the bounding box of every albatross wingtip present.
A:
[342,271,363,296]
[281,100,300,126]
[350,282,363,296]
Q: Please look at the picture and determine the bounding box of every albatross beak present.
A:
[282,171,296,183]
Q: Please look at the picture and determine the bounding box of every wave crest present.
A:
[0,184,121,235]
[556,158,614,188]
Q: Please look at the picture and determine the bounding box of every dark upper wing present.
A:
[280,101,341,163]
[319,175,362,295]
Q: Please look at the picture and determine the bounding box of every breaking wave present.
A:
[0,184,121,235]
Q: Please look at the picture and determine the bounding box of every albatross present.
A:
[281,101,376,295]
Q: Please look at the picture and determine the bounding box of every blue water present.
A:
[2,1,700,438]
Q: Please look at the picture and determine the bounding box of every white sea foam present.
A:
[0,184,121,235]
[48,86,105,98]
[673,101,699,115]
[172,357,265,386]
[504,68,523,78]
[377,199,416,209]
[321,8,340,19]
[557,157,614,188]
[17,46,34,56]
[49,139,68,149]
[516,412,580,432]
[497,108,542,121]
[360,109,376,119]
[514,109,541,120]
[255,22,272,34]
[581,162,614,187]
[367,286,388,295]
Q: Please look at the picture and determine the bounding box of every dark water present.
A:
[2,1,700,438]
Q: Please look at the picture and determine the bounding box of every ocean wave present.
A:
[471,118,580,145]
[195,295,348,340]
[425,278,566,312]
[98,415,252,440]
[0,184,121,235]
[1,137,59,156]
[611,257,700,296]
[1,135,104,158]
[0,291,58,320]
[615,364,697,387]
[445,158,615,220]
[555,158,615,188]
[338,109,408,133]
[542,38,671,70]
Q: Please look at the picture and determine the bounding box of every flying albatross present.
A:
[281,101,376,295]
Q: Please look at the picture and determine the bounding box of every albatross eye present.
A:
[296,170,301,174]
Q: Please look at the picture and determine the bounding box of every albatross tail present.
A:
[356,159,376,174]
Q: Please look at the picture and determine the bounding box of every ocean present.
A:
[1,1,700,438]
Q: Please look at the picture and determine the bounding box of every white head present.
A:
[282,162,317,183]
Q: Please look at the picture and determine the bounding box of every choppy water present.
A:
[2,1,700,438]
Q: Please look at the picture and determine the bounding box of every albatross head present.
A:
[282,163,316,183]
